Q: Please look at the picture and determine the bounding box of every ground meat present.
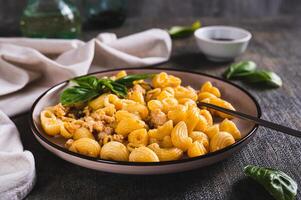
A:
[65,139,74,148]
[150,109,167,127]
[52,103,68,117]
[97,126,113,139]
[104,126,113,134]
[146,88,161,102]
[98,133,124,146]
[133,84,146,94]
[91,111,102,121]
[93,121,104,132]
[98,132,108,140]
[102,115,115,124]
[91,109,115,123]
[83,106,91,116]
[112,134,124,143]
[139,81,152,91]
[64,122,77,134]
[83,116,97,132]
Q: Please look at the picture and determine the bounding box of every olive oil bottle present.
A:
[20,0,81,39]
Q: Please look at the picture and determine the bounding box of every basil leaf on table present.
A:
[245,70,283,88]
[244,165,298,200]
[224,61,257,79]
[60,87,99,105]
[223,61,282,88]
[168,20,201,38]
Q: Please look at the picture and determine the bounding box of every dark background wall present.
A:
[126,0,301,18]
[1,0,301,36]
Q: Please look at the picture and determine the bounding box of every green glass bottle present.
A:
[20,0,81,39]
[84,0,127,29]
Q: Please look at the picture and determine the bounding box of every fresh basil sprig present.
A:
[168,20,201,39]
[224,61,282,88]
[60,73,154,106]
[115,73,155,86]
[98,79,128,98]
[224,61,257,79]
[71,76,99,90]
[244,165,297,200]
[60,86,99,106]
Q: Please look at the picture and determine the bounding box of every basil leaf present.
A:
[245,70,282,87]
[98,79,127,97]
[168,20,201,39]
[72,76,99,90]
[60,87,99,106]
[224,61,257,79]
[223,61,282,88]
[110,82,128,97]
[244,165,297,200]
[115,74,155,86]
[60,73,155,105]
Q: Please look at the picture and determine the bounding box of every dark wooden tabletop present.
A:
[9,1,301,199]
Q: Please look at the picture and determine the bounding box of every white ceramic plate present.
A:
[30,68,261,174]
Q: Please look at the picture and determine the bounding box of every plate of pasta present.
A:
[30,68,261,174]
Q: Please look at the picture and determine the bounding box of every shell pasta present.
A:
[40,71,241,162]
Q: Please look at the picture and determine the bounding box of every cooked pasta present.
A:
[115,118,146,136]
[210,131,235,152]
[201,97,235,119]
[160,135,173,148]
[68,138,101,158]
[128,128,149,146]
[148,143,183,161]
[40,70,242,162]
[40,110,61,136]
[167,104,187,124]
[189,131,209,151]
[148,120,173,140]
[129,146,159,162]
[219,118,241,140]
[205,124,220,140]
[171,121,193,151]
[187,141,207,158]
[185,106,201,134]
[199,81,221,98]
[60,122,73,138]
[73,127,95,140]
[101,141,129,161]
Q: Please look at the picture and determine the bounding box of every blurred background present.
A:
[0,0,301,37]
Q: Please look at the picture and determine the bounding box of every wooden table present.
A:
[12,14,301,200]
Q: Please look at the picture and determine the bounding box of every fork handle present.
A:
[198,102,301,138]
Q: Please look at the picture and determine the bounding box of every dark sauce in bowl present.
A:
[210,38,234,41]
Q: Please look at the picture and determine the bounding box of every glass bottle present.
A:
[84,0,127,29]
[20,0,81,39]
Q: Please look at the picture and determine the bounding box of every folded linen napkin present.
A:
[0,29,171,200]
[0,110,35,200]
[0,28,171,116]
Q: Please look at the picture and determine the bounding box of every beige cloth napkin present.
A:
[0,29,171,200]
[0,110,35,200]
[0,29,171,116]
